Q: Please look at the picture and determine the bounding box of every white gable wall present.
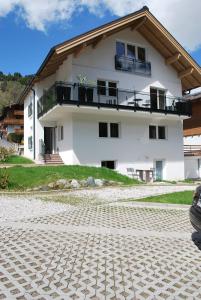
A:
[71,28,182,97]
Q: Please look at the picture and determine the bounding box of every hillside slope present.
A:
[0,72,33,112]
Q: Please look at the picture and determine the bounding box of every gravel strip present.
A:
[0,195,72,222]
[50,184,196,201]
[0,185,195,222]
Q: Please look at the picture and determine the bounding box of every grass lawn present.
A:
[6,165,138,190]
[129,191,194,205]
[1,155,33,164]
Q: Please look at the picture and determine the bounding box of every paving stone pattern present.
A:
[0,201,201,299]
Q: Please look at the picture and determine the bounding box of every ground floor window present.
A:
[58,126,64,141]
[28,136,32,150]
[99,122,120,138]
[149,125,166,140]
[101,161,116,170]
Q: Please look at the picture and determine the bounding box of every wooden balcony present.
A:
[184,145,201,156]
[3,117,24,126]
[13,110,24,116]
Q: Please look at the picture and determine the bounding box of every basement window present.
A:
[101,161,116,170]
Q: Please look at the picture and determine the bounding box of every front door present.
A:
[155,160,163,181]
[44,127,56,154]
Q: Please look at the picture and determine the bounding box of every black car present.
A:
[190,185,201,232]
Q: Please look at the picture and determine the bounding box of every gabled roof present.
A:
[19,6,201,102]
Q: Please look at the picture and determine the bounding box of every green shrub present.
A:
[0,168,9,189]
[0,147,14,162]
[7,133,23,144]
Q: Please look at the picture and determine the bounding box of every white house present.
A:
[20,6,201,181]
[183,92,201,179]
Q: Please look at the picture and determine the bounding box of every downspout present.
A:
[31,88,36,160]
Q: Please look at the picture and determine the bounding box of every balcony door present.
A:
[150,88,166,110]
[155,160,164,181]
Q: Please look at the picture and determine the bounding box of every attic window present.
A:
[116,41,146,61]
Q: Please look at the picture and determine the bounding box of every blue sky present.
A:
[0,1,200,76]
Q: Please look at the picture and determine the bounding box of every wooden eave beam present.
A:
[130,17,147,31]
[138,25,172,57]
[55,11,146,54]
[165,53,181,65]
[74,43,87,58]
[47,57,68,68]
[179,67,194,79]
[91,34,106,49]
[49,53,69,64]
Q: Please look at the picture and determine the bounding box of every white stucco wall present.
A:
[185,157,201,179]
[71,28,182,98]
[69,112,184,180]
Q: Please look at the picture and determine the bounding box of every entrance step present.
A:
[44,154,64,165]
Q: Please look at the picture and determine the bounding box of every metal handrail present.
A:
[37,81,192,118]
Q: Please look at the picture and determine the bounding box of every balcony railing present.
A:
[3,117,24,125]
[115,55,151,76]
[184,145,201,156]
[37,82,192,118]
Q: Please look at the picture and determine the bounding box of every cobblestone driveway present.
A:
[0,195,201,299]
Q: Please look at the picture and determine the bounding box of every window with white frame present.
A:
[149,125,166,140]
[150,88,166,110]
[28,136,32,149]
[116,41,146,62]
[28,102,32,117]
[97,80,117,98]
[99,122,119,138]
[58,126,64,141]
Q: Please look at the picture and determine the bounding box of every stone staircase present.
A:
[44,153,64,165]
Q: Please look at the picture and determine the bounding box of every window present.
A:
[110,123,119,138]
[99,123,108,137]
[127,44,136,58]
[138,47,146,62]
[58,126,64,141]
[97,80,106,96]
[150,88,166,110]
[149,126,157,139]
[116,41,125,56]
[158,126,166,139]
[116,41,146,61]
[97,80,117,97]
[99,122,120,138]
[101,161,116,170]
[28,136,32,150]
[28,103,32,117]
[108,82,117,97]
[149,125,166,140]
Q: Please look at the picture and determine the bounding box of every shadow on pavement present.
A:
[192,231,201,250]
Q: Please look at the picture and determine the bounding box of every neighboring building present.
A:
[20,6,201,180]
[0,104,24,136]
[184,92,201,179]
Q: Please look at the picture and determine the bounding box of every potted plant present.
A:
[77,74,95,103]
